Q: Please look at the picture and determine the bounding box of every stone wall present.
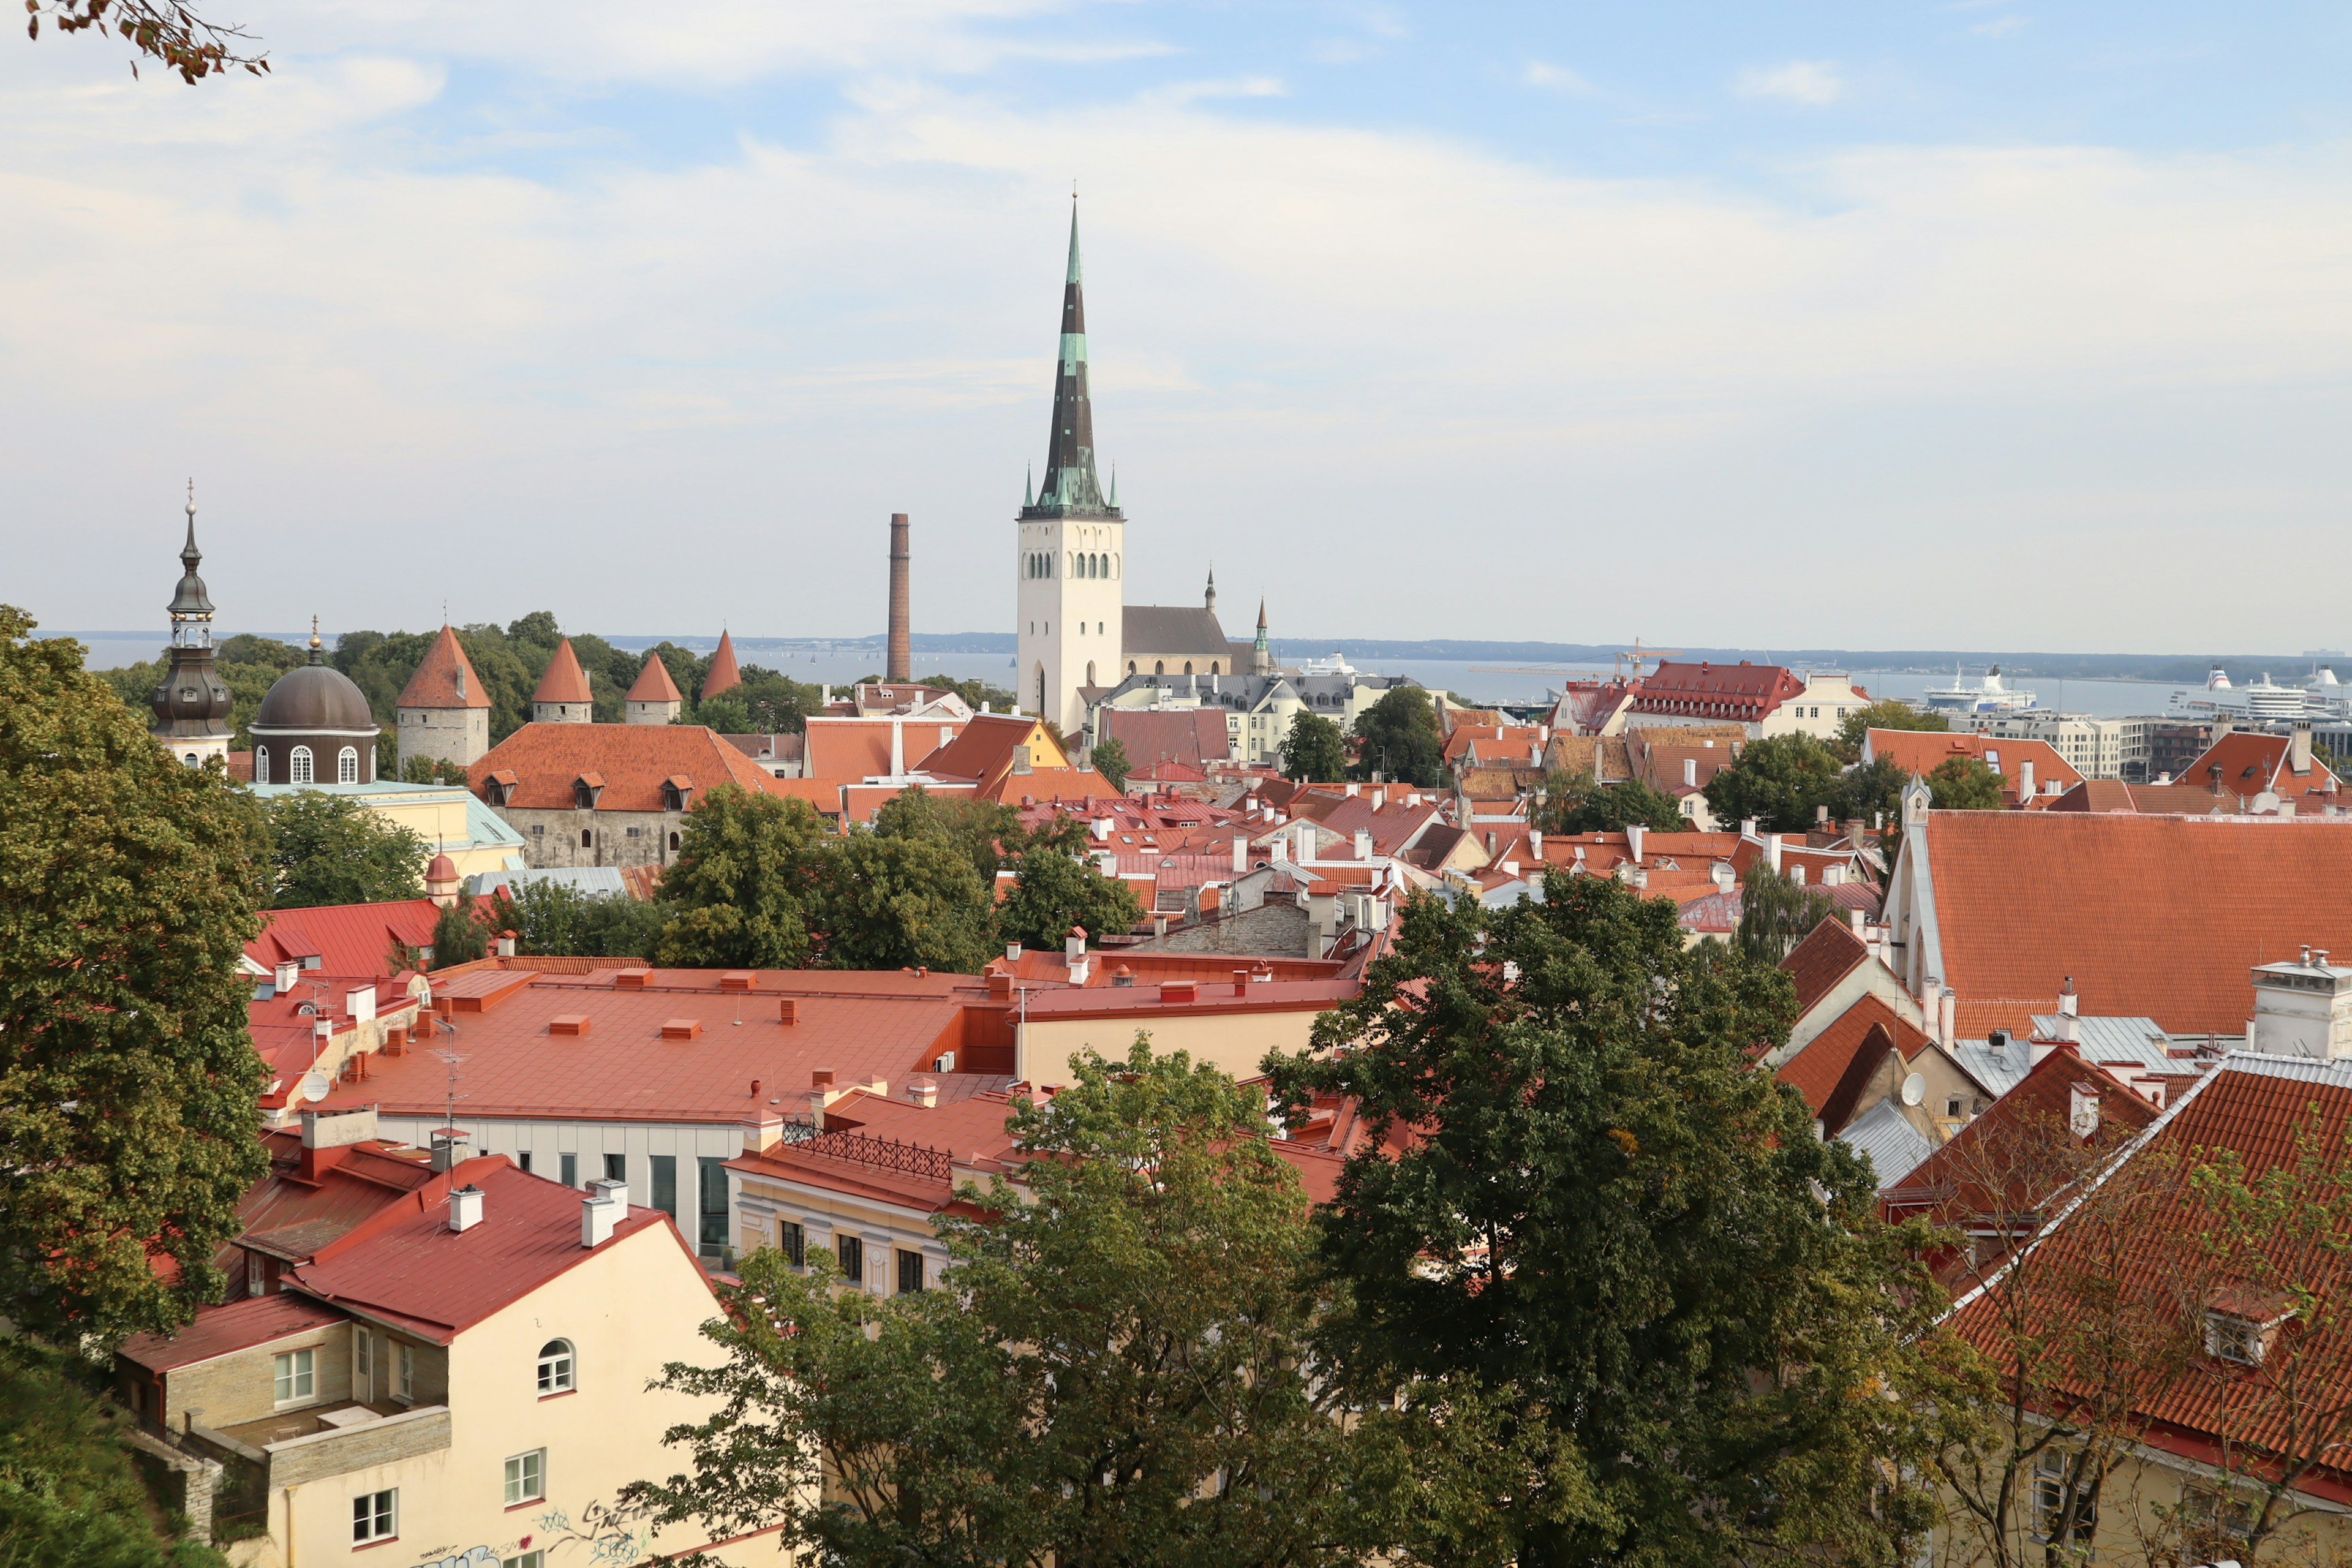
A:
[166,1321,352,1433]
[396,706,489,769]
[267,1405,451,1487]
[492,806,687,870]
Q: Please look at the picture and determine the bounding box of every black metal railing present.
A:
[794,1128,951,1182]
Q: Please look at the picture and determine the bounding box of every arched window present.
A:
[1210,662,1219,675]
[1127,662,1137,674]
[1183,662,1194,676]
[290,746,314,785]
[580,829,592,848]
[337,746,359,783]
[668,831,680,851]
[254,747,268,783]
[537,1339,575,1395]
[1086,661,1096,685]
[183,751,199,766]
[1155,662,1165,675]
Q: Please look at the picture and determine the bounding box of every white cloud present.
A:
[7,42,2352,650]
[1971,15,2027,37]
[1522,60,1596,96]
[1735,59,1845,105]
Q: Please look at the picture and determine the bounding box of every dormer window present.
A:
[663,774,694,812]
[574,772,606,810]
[2204,1286,2294,1366]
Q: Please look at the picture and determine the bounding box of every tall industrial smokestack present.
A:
[887,513,911,684]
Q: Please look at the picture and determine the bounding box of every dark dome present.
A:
[254,662,377,733]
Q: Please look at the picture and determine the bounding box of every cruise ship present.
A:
[2173,665,2351,721]
[1922,665,2040,714]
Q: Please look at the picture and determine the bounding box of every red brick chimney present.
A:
[887,513,911,684]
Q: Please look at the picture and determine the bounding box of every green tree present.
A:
[655,787,827,969]
[689,694,752,734]
[729,665,826,734]
[105,631,303,751]
[1280,709,1349,782]
[998,842,1144,952]
[1699,732,1842,832]
[427,896,489,967]
[398,755,471,785]
[260,791,426,908]
[1088,736,1131,793]
[1536,775,1686,836]
[1832,698,1947,761]
[1825,755,1909,831]
[0,609,271,1345]
[917,669,1020,714]
[818,831,997,973]
[507,880,668,960]
[627,1039,1396,1568]
[1928,755,2006,810]
[0,1339,233,1566]
[1736,864,1838,966]
[1266,876,1945,1568]
[1350,686,1443,788]
[870,786,1027,883]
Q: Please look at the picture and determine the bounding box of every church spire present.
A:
[1253,597,1273,677]
[1023,198,1115,518]
[1204,567,1216,614]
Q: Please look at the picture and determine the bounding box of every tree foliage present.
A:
[819,832,999,973]
[1349,686,1442,788]
[1265,875,1945,1568]
[1736,864,1838,966]
[1088,736,1130,793]
[507,880,668,961]
[259,791,426,908]
[1699,733,1843,832]
[1833,698,1947,761]
[25,0,266,83]
[1280,709,1349,783]
[1825,755,1910,831]
[1928,755,2006,810]
[998,840,1143,952]
[657,787,826,969]
[103,631,302,752]
[1534,773,1687,836]
[628,1039,1403,1568]
[0,608,270,1345]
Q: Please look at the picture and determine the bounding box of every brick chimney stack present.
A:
[887,513,912,684]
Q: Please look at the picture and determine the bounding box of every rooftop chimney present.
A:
[2018,759,2034,797]
[1684,756,1697,788]
[1939,987,1956,1050]
[2293,720,2315,774]
[448,1184,483,1233]
[581,1180,624,1248]
[1766,834,1783,875]
[887,513,912,684]
[1627,823,1646,864]
[1066,927,1087,962]
[429,1129,469,1173]
[1353,829,1373,860]
[273,959,300,995]
[907,1077,939,1109]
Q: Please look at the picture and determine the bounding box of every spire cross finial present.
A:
[186,477,195,518]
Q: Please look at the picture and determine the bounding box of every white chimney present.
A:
[345,986,377,1025]
[1766,834,1784,875]
[1093,816,1112,840]
[1233,836,1248,873]
[273,960,300,995]
[1354,830,1373,860]
[1741,817,1758,838]
[581,1183,624,1248]
[1528,829,1543,857]
[907,1077,939,1109]
[890,717,905,777]
[1065,927,1087,963]
[1627,823,1646,864]
[1939,988,1957,1050]
[2070,1085,2100,1137]
[448,1184,483,1234]
[1684,756,1697,788]
[2018,760,2034,798]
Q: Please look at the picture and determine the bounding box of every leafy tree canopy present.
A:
[1535,774,1686,837]
[0,608,270,1344]
[1824,755,1910,831]
[1927,755,2006,810]
[819,831,998,974]
[1699,732,1842,833]
[656,786,827,969]
[1266,875,1945,1568]
[1280,709,1349,783]
[998,839,1143,952]
[260,791,426,908]
[103,631,302,751]
[1737,864,1838,966]
[1088,736,1130,794]
[1350,686,1443,788]
[1832,698,1947,760]
[507,880,667,961]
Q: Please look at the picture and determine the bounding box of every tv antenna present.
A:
[429,1027,467,1139]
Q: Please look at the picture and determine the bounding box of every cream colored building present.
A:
[247,780,526,883]
[119,1158,791,1568]
[1757,671,1874,742]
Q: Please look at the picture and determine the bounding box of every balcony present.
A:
[187,1403,451,1490]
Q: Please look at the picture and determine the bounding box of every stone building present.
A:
[149,484,235,769]
[250,621,380,786]
[392,625,491,770]
[531,638,595,724]
[625,652,684,725]
[470,723,786,869]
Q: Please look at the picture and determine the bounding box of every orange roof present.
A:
[395,625,491,710]
[1781,916,1872,1017]
[1776,994,1930,1117]
[627,652,685,704]
[2178,731,2343,805]
[1922,812,2352,1035]
[2045,779,2230,815]
[469,723,787,812]
[702,631,742,699]
[532,638,594,705]
[1865,728,2084,804]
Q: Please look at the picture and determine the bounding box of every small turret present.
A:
[151,482,233,769]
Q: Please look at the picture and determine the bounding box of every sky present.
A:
[6,1,2351,653]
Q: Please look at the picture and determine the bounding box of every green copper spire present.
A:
[1022,198,1116,519]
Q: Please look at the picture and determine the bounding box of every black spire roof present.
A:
[1021,202,1118,521]
[168,481,214,621]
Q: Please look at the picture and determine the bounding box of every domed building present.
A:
[251,619,382,785]
[149,484,235,768]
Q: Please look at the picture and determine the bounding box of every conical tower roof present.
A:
[533,639,594,705]
[1020,201,1116,519]
[168,482,214,621]
[627,651,685,703]
[397,625,492,710]
[702,630,742,699]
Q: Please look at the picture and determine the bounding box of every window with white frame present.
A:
[537,1338,574,1395]
[337,745,359,783]
[355,1327,372,1398]
[289,745,314,784]
[352,1488,396,1544]
[397,1341,415,1402]
[273,1347,315,1405]
[504,1448,545,1506]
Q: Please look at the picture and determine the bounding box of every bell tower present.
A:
[150,482,234,769]
[1015,199,1124,737]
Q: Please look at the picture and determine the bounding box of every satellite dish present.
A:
[1899,1072,1926,1107]
[298,1071,333,1104]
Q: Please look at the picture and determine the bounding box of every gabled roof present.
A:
[1864,728,2085,804]
[917,713,1082,799]
[249,899,447,978]
[395,625,491,710]
[2045,779,2230,815]
[1920,812,2352,1035]
[287,1156,677,1344]
[532,639,594,705]
[469,725,786,813]
[702,631,741,699]
[627,652,685,704]
[118,1291,346,1373]
[1777,994,1931,1115]
[1096,708,1232,769]
[1781,916,1873,1017]
[1122,606,1234,663]
[2178,731,2343,805]
[1629,660,1805,721]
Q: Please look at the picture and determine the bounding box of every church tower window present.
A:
[255,747,270,784]
[337,747,359,783]
[290,746,314,785]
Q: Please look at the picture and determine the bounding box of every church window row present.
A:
[1023,552,1120,580]
[253,744,371,786]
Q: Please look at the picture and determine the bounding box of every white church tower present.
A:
[1015,201,1125,737]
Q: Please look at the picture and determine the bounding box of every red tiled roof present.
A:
[287,1156,679,1343]
[627,652,685,704]
[1780,916,1872,1016]
[469,724,785,813]
[1864,728,2084,804]
[702,631,741,699]
[1096,709,1232,769]
[1923,813,2352,1035]
[1629,660,1805,722]
[231,1131,442,1271]
[396,625,492,710]
[2045,780,2229,815]
[1776,994,1931,1116]
[119,1290,348,1372]
[2178,732,2343,805]
[532,639,594,705]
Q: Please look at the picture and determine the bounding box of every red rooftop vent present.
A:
[812,1068,836,1088]
[548,1014,590,1038]
[778,998,799,1025]
[660,1017,703,1041]
[720,971,755,991]
[1160,980,1198,1003]
[616,969,652,989]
